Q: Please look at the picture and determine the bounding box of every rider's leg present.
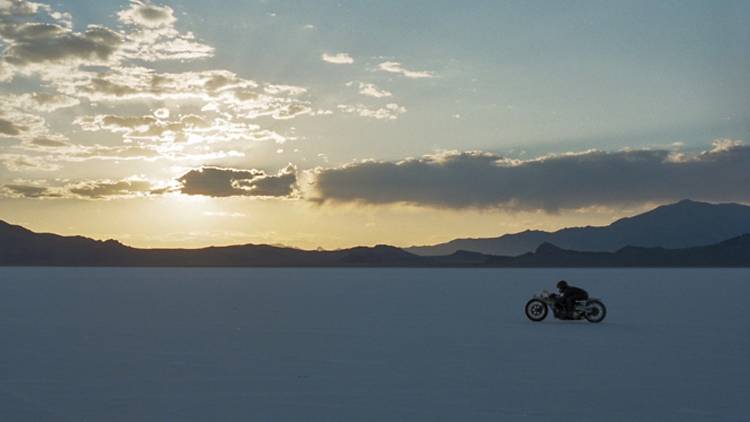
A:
[554,297,566,316]
[563,297,575,317]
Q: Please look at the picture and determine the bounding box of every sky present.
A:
[0,0,748,249]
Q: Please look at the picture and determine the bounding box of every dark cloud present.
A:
[2,184,59,198]
[1,165,298,200]
[0,0,211,80]
[67,179,155,199]
[22,92,79,111]
[29,136,68,147]
[2,178,162,199]
[178,165,297,198]
[0,117,24,135]
[312,142,750,211]
[2,23,122,67]
[78,76,140,99]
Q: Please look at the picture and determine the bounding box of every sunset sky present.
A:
[1,0,748,249]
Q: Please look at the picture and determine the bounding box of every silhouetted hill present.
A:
[407,200,750,256]
[2,219,749,267]
[0,220,428,267]
[489,234,750,267]
[0,220,133,266]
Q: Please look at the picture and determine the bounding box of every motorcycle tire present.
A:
[584,299,607,323]
[525,299,548,322]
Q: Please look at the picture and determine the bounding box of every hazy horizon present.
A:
[1,1,748,249]
[3,198,748,252]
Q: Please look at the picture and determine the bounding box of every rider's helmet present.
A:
[556,280,568,291]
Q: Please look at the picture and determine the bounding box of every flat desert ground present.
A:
[1,268,749,421]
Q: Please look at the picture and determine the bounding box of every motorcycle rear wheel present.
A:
[525,299,548,322]
[584,300,607,323]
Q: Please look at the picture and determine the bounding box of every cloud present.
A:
[0,0,224,152]
[0,61,11,81]
[9,142,153,167]
[0,0,119,81]
[337,103,406,120]
[29,136,69,147]
[349,82,392,98]
[1,177,166,199]
[0,0,213,83]
[0,93,68,140]
[59,144,163,161]
[1,166,300,200]
[117,1,176,28]
[116,1,213,61]
[66,178,158,199]
[24,92,80,111]
[311,141,750,211]
[264,84,307,96]
[55,67,312,124]
[1,23,122,70]
[153,107,169,119]
[73,112,288,150]
[0,92,79,112]
[0,100,50,139]
[9,138,247,169]
[177,165,297,198]
[75,114,159,133]
[0,117,24,136]
[2,184,60,198]
[321,52,354,64]
[377,61,434,79]
[60,67,251,101]
[1,0,316,177]
[0,153,60,171]
[0,1,71,26]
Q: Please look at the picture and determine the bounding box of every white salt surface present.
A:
[1,268,749,421]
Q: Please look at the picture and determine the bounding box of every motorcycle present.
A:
[525,290,606,323]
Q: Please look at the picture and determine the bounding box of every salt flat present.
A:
[1,268,749,421]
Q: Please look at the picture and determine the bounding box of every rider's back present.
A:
[563,285,588,300]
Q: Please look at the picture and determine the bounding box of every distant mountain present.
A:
[0,220,422,267]
[2,217,749,267]
[407,200,750,256]
[487,234,750,267]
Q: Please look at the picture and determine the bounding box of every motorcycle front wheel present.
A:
[584,300,607,323]
[525,299,548,322]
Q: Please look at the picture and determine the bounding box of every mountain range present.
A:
[1,199,750,267]
[407,199,750,256]
[0,219,419,267]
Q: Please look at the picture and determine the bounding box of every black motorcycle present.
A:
[525,290,607,323]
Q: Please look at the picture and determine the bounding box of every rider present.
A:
[556,280,588,317]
